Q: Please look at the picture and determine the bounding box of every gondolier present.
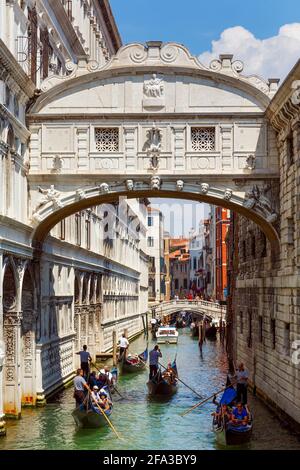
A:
[149,345,162,379]
[76,345,92,378]
[73,369,89,406]
[118,333,129,361]
[236,363,249,404]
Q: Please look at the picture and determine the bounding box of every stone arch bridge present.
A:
[150,299,227,323]
[26,41,280,252]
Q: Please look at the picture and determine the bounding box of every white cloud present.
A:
[199,24,300,82]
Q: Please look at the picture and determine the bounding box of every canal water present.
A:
[0,328,299,450]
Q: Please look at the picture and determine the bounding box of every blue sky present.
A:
[110,0,299,56]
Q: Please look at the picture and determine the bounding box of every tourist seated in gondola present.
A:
[96,371,108,389]
[91,385,102,404]
[98,391,112,411]
[88,371,98,389]
[126,353,139,364]
[230,402,249,426]
[99,366,113,386]
[162,362,177,384]
[212,404,231,427]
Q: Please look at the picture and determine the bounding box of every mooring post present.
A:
[113,330,117,366]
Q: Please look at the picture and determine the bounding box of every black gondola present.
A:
[205,324,217,340]
[212,386,253,446]
[120,348,148,373]
[72,386,112,429]
[147,360,178,397]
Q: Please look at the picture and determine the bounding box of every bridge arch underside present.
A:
[31,189,279,253]
[158,307,214,321]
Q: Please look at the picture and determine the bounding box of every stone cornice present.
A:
[0,104,31,141]
[47,0,87,57]
[96,0,122,53]
[30,43,273,112]
[267,59,300,134]
[0,38,36,99]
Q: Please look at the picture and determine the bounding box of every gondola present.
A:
[72,386,112,429]
[147,360,178,397]
[212,386,253,445]
[190,323,199,338]
[120,348,148,373]
[205,324,217,340]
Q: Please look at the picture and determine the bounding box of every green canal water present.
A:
[1,328,300,450]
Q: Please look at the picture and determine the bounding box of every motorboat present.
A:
[156,325,178,344]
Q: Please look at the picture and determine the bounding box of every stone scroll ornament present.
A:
[243,184,278,223]
[37,185,63,209]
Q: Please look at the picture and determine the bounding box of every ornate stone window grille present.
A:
[95,128,119,152]
[191,127,215,151]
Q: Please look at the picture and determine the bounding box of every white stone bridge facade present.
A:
[27,41,280,251]
[150,299,226,323]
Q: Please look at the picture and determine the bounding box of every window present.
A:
[28,7,38,84]
[75,213,81,246]
[283,323,290,356]
[242,240,246,261]
[258,316,263,343]
[59,219,65,240]
[40,28,49,80]
[191,127,215,151]
[147,237,154,247]
[247,310,252,348]
[95,128,119,152]
[271,319,276,350]
[5,85,10,107]
[251,235,256,258]
[183,279,188,289]
[147,216,153,226]
[261,232,267,257]
[85,219,91,250]
[287,217,294,245]
[286,132,294,167]
[13,96,19,116]
[174,279,179,290]
[193,258,197,270]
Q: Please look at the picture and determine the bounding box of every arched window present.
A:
[3,263,16,312]
[74,276,80,304]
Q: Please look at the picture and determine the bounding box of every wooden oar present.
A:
[181,381,237,417]
[91,362,124,399]
[86,384,122,440]
[158,362,204,400]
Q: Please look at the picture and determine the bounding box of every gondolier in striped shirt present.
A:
[149,345,162,379]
